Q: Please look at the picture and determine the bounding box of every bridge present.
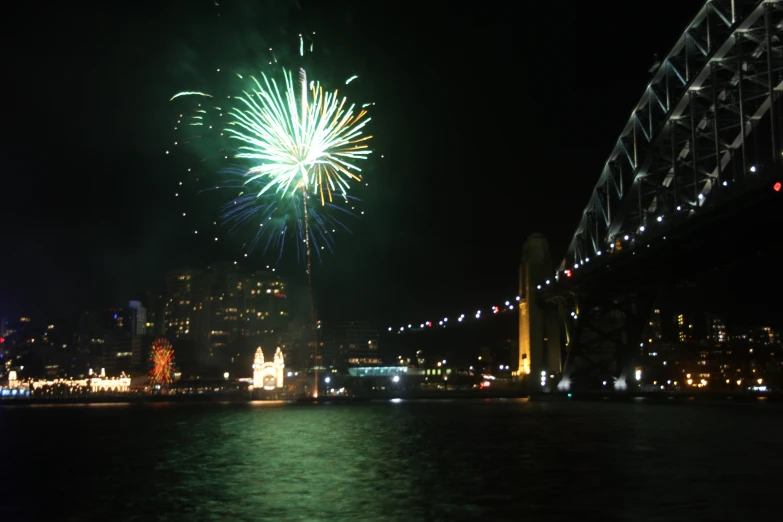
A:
[385,0,782,392]
[526,0,782,390]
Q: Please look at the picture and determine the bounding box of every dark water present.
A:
[1,398,780,521]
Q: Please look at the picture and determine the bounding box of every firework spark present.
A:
[226,69,372,202]
[149,338,175,386]
[171,35,374,262]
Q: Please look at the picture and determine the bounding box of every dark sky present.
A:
[4,0,752,326]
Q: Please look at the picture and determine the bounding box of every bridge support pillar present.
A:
[517,234,561,385]
[558,292,654,392]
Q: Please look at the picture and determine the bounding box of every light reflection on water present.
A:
[1,399,781,521]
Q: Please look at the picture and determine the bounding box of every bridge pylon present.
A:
[517,234,561,386]
[555,291,655,392]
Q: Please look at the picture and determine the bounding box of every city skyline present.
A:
[1,0,781,327]
[2,3,781,521]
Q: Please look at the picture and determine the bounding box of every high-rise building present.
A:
[648,308,664,341]
[164,267,209,340]
[737,326,782,345]
[761,327,780,345]
[77,306,143,376]
[333,321,380,367]
[128,301,147,336]
[318,322,342,371]
[203,262,290,353]
[143,291,165,337]
[705,313,727,343]
[674,313,695,342]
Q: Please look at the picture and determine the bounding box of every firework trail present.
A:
[170,33,374,265]
[170,33,376,399]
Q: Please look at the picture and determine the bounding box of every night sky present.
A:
[3,0,777,327]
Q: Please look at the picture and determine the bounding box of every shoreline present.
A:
[1,390,780,405]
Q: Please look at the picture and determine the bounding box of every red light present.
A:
[774,182,782,192]
[0,337,4,343]
[564,269,572,278]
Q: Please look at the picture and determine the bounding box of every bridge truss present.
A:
[550,0,782,390]
[561,0,782,274]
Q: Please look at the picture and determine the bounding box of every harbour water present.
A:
[1,398,780,521]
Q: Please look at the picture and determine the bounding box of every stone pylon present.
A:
[518,234,561,381]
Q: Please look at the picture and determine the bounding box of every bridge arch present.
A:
[561,0,781,274]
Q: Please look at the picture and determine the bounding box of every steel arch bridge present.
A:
[549,0,782,390]
[561,0,781,274]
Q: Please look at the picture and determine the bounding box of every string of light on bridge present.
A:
[385,236,668,334]
[386,295,522,334]
[384,237,656,335]
[393,172,783,335]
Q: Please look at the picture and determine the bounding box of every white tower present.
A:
[252,347,264,389]
[274,347,285,388]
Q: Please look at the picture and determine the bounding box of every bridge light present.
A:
[677,205,682,211]
[546,280,550,284]
[699,193,704,199]
[564,269,572,278]
[774,182,781,192]
[624,235,630,240]
[750,165,756,172]
[585,258,590,263]
[656,216,663,222]
[722,181,728,186]
[639,226,645,232]
[388,327,392,331]
[515,296,521,301]
[574,263,579,269]
[597,251,602,256]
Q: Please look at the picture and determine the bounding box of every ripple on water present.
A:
[0,399,782,521]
